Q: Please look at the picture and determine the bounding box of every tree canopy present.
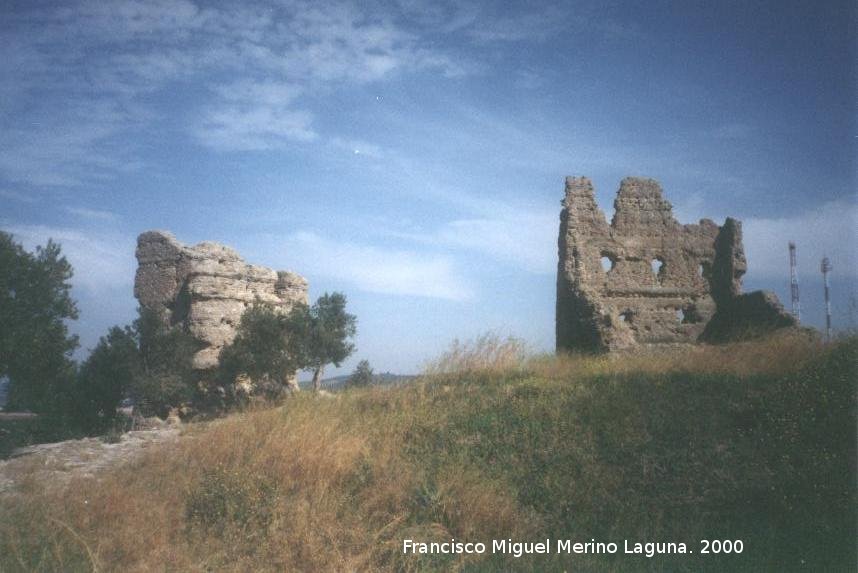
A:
[218,302,298,400]
[0,231,78,412]
[286,292,357,391]
[216,293,357,395]
[75,325,138,430]
[73,307,198,426]
[130,307,198,417]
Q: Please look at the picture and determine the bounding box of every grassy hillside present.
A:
[1,333,855,572]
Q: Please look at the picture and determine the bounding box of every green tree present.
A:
[218,302,298,399]
[75,325,138,430]
[72,308,197,423]
[131,307,198,418]
[0,232,78,412]
[347,359,374,388]
[286,292,357,392]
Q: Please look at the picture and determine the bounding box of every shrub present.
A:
[347,359,374,388]
[185,465,279,539]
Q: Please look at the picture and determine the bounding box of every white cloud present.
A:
[743,199,858,280]
[388,210,558,274]
[282,231,473,301]
[215,80,303,107]
[1,0,468,184]
[196,104,317,151]
[1,223,136,293]
[436,213,557,273]
[0,97,145,186]
[195,79,316,150]
[65,206,119,222]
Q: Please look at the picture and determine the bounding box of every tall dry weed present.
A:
[423,333,528,377]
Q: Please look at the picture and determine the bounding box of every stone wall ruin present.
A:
[134,230,308,370]
[556,176,795,352]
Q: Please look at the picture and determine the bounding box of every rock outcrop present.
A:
[556,176,795,352]
[134,231,308,369]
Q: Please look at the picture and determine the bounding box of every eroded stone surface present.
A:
[134,231,308,369]
[556,177,795,352]
[0,427,180,496]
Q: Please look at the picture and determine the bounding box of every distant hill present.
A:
[299,372,418,391]
[0,377,7,411]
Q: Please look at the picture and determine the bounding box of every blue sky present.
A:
[1,0,855,375]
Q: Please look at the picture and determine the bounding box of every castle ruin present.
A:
[556,176,795,352]
[134,230,308,370]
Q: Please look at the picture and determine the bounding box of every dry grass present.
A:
[0,385,537,572]
[423,329,823,383]
[0,331,853,572]
[423,333,528,376]
[528,328,824,380]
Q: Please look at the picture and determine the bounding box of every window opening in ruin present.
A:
[651,257,664,278]
[677,305,702,324]
[619,310,634,324]
[600,253,615,272]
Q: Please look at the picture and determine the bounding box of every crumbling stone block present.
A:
[134,230,308,369]
[556,177,795,352]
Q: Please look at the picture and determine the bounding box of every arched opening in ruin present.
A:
[699,261,711,280]
[619,310,634,324]
[677,305,702,324]
[651,257,664,278]
[600,252,616,272]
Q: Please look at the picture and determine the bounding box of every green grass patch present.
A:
[0,336,854,572]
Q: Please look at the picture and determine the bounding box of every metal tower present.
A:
[788,242,800,322]
[821,256,833,340]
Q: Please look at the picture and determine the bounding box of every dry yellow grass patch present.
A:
[0,330,847,572]
[0,382,538,571]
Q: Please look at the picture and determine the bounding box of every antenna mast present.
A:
[788,242,801,322]
[821,256,833,341]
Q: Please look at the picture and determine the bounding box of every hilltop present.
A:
[0,333,855,572]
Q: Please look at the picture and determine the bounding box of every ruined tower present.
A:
[134,230,308,370]
[556,177,795,352]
